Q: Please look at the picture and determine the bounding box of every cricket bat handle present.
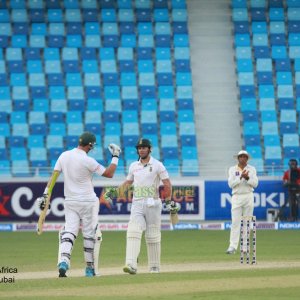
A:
[170,211,179,225]
[37,193,51,235]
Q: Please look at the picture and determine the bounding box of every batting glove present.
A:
[103,187,118,205]
[37,194,50,210]
[165,200,180,214]
[108,143,121,158]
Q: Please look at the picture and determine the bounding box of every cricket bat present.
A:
[170,211,179,225]
[37,193,52,235]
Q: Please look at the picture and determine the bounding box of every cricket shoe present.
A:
[150,267,160,274]
[226,247,236,254]
[85,267,95,277]
[58,262,69,277]
[123,264,137,275]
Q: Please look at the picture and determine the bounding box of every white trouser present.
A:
[126,198,162,269]
[59,200,99,266]
[229,193,254,250]
[129,198,162,229]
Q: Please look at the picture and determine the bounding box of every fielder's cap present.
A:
[136,138,152,148]
[235,150,250,159]
[79,132,96,146]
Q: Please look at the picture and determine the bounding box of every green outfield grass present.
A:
[0,230,299,299]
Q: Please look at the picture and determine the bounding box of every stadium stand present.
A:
[0,0,198,177]
[232,0,300,175]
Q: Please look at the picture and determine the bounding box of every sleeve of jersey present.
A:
[228,167,240,188]
[159,163,169,180]
[89,158,106,176]
[247,167,258,188]
[126,164,134,181]
[54,156,62,172]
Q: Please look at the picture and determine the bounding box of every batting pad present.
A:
[93,225,102,274]
[58,230,77,266]
[83,235,96,268]
[126,222,143,269]
[145,224,161,269]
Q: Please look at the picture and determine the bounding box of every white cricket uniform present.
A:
[54,148,105,238]
[127,156,169,229]
[228,164,258,250]
[125,156,169,271]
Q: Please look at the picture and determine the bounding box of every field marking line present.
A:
[15,260,300,280]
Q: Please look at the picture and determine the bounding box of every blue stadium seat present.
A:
[123,122,139,136]
[161,122,177,135]
[0,160,10,176]
[181,146,198,159]
[181,159,199,176]
[49,123,66,135]
[124,146,137,161]
[119,22,134,35]
[162,147,179,159]
[240,98,257,112]
[104,135,121,148]
[161,135,178,148]
[280,122,297,134]
[283,133,299,147]
[10,147,27,160]
[262,122,279,135]
[242,111,259,121]
[142,123,158,134]
[264,135,280,146]
[141,111,157,124]
[179,122,195,135]
[0,148,8,160]
[260,98,276,111]
[46,135,64,149]
[171,0,187,9]
[243,122,260,135]
[246,146,263,158]
[261,111,277,122]
[65,135,78,148]
[105,99,121,112]
[12,160,31,177]
[265,146,282,159]
[28,135,44,148]
[284,146,300,158]
[245,135,261,146]
[160,111,176,122]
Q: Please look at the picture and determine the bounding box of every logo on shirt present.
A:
[149,166,152,172]
[235,171,240,176]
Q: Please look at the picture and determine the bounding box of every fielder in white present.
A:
[37,132,121,277]
[226,150,259,254]
[104,138,179,274]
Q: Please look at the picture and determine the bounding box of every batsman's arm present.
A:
[102,180,133,204]
[116,179,134,197]
[162,179,180,225]
[162,178,172,200]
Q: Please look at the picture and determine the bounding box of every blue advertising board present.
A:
[205,180,287,220]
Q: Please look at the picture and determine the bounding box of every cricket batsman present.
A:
[104,138,180,274]
[37,132,121,277]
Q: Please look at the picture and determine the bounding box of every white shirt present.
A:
[228,164,258,195]
[127,156,169,200]
[54,148,105,201]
